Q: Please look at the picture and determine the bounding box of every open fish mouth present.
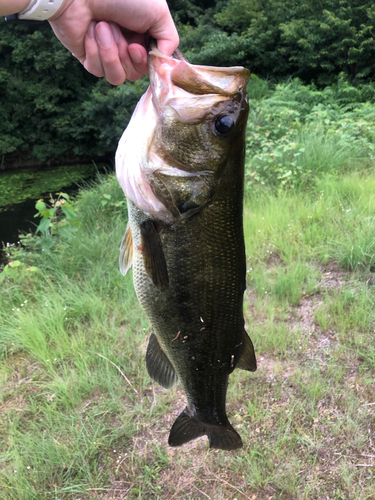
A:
[115,45,250,222]
[148,41,250,131]
[148,42,250,113]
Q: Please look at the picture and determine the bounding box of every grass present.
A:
[1,169,375,499]
[1,77,375,498]
[245,76,375,190]
[244,173,375,270]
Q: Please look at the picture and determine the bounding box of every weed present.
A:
[1,80,375,498]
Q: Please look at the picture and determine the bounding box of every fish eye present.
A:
[215,115,234,134]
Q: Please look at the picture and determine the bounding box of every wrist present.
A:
[18,0,67,21]
[48,0,76,21]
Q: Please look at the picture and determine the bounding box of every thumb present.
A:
[148,18,179,56]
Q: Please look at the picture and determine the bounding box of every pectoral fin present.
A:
[237,331,257,372]
[119,222,133,276]
[146,332,178,389]
[140,220,169,289]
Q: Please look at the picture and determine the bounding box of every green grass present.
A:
[244,172,375,270]
[245,77,375,190]
[1,170,375,499]
[1,78,375,498]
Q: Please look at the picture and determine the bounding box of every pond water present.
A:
[0,164,108,246]
[1,198,42,245]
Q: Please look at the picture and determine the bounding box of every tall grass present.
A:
[1,79,375,499]
[246,77,375,189]
[244,171,375,271]
[1,170,374,498]
[0,176,155,497]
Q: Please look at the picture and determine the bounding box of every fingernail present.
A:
[131,48,143,65]
[87,21,96,39]
[96,23,113,48]
[110,23,121,43]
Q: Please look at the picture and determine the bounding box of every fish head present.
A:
[116,47,250,221]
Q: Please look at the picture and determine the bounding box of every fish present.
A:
[115,43,256,451]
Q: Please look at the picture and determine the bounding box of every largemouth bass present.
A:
[116,45,256,451]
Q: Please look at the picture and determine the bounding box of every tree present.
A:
[179,0,375,85]
[0,20,146,166]
[2,1,375,167]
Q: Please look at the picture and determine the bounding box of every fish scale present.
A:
[116,44,257,450]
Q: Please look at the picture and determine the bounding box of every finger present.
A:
[128,44,148,77]
[155,31,179,57]
[148,9,179,56]
[82,21,105,78]
[109,23,147,82]
[109,24,144,82]
[95,22,126,86]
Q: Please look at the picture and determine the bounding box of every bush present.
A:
[245,77,375,190]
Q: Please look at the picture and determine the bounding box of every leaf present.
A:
[35,201,46,212]
[26,266,40,272]
[36,218,51,235]
[40,209,52,218]
[8,260,22,268]
[61,206,77,220]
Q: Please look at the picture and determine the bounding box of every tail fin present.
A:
[168,409,243,450]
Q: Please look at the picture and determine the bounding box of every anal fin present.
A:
[237,330,257,372]
[146,332,178,389]
[119,222,133,276]
[140,220,169,289]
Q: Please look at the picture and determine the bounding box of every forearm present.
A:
[0,0,32,16]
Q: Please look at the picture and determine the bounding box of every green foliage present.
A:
[75,173,128,225]
[181,0,375,85]
[279,3,375,83]
[73,78,148,157]
[0,260,39,282]
[33,192,78,235]
[2,1,375,167]
[0,21,90,162]
[0,20,147,166]
[167,0,218,25]
[245,77,375,189]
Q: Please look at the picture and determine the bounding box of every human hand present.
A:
[49,0,179,85]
